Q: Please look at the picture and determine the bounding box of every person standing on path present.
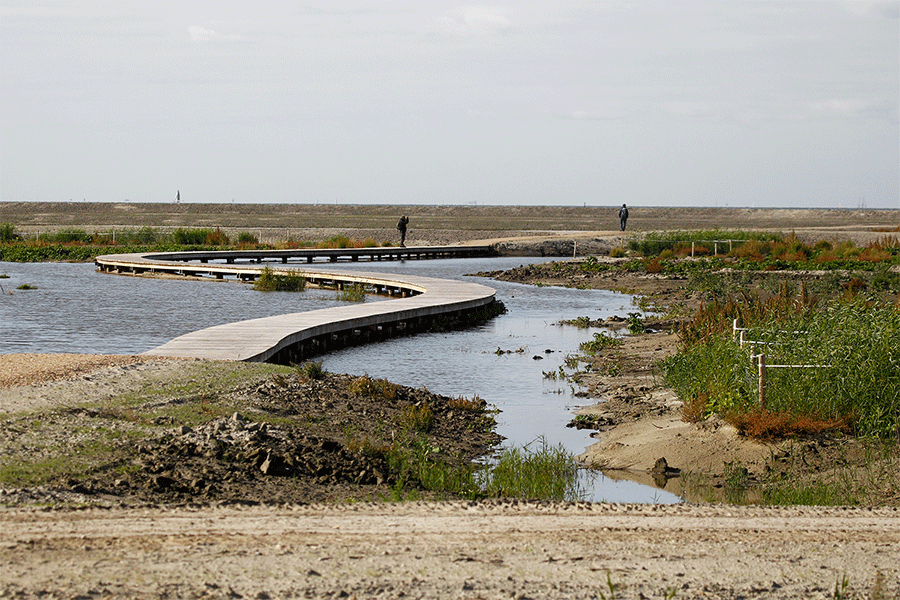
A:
[397,215,409,247]
[618,204,629,231]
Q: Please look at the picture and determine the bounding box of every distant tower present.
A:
[175,190,180,204]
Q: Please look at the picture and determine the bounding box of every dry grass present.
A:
[729,409,852,440]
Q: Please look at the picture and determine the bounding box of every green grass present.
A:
[383,435,585,502]
[579,331,622,354]
[253,265,307,292]
[663,289,900,439]
[0,438,121,487]
[475,437,584,501]
[336,283,367,302]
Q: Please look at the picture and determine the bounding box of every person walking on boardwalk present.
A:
[618,203,629,231]
[397,215,409,247]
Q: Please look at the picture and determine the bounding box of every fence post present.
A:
[691,241,695,257]
[714,241,718,256]
[758,353,767,410]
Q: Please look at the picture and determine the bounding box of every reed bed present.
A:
[663,290,900,439]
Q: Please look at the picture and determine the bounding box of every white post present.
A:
[691,241,695,257]
[758,353,767,410]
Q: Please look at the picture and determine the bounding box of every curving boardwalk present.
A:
[94,248,498,363]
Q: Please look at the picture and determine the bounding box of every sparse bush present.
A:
[296,360,326,381]
[237,231,259,245]
[336,283,367,302]
[0,222,19,242]
[448,395,487,412]
[172,228,211,245]
[399,403,434,433]
[205,227,229,246]
[253,266,306,292]
[349,375,399,399]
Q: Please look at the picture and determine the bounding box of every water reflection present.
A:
[0,258,681,503]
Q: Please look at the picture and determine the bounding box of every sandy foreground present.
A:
[2,501,898,599]
[2,206,899,598]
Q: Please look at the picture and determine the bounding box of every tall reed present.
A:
[664,293,900,438]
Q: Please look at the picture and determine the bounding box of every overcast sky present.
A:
[1,1,898,208]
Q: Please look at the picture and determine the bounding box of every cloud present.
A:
[808,98,896,120]
[435,5,513,35]
[188,25,243,43]
[840,1,900,19]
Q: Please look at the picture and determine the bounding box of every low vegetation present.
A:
[663,287,899,440]
[252,265,307,292]
[335,283,367,302]
[0,223,394,262]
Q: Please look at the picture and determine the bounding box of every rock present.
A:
[650,457,681,476]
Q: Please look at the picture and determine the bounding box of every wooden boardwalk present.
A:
[94,248,498,364]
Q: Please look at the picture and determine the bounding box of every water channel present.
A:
[0,257,681,503]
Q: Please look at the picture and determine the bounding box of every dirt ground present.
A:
[1,204,899,598]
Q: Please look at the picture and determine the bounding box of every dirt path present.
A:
[2,502,897,599]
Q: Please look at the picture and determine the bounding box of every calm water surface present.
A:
[0,258,680,503]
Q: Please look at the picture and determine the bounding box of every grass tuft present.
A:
[253,266,307,292]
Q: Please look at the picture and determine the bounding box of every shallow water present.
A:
[0,258,681,503]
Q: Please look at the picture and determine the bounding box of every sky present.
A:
[1,1,898,209]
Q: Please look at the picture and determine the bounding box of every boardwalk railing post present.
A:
[758,353,767,410]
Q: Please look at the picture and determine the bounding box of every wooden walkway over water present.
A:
[94,247,498,364]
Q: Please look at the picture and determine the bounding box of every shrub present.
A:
[39,229,92,244]
[172,228,211,245]
[643,257,663,273]
[0,223,18,242]
[296,361,326,381]
[205,227,229,246]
